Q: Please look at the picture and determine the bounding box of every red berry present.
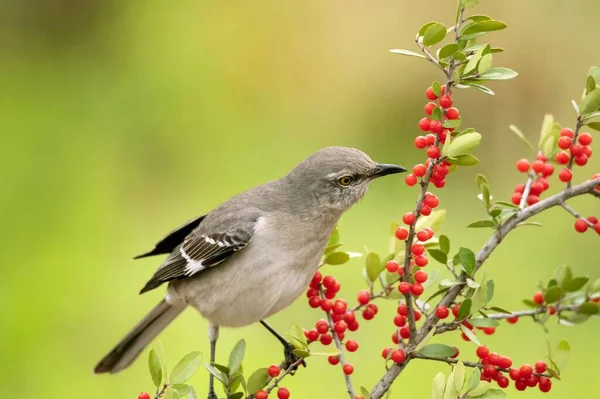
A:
[560,127,574,138]
[322,276,336,289]
[316,320,329,334]
[426,134,436,145]
[394,314,407,327]
[424,194,439,208]
[414,255,428,267]
[452,303,461,318]
[574,218,589,233]
[343,364,354,375]
[556,151,570,164]
[542,163,554,177]
[483,364,497,378]
[400,326,411,339]
[413,163,427,177]
[333,300,347,315]
[403,212,416,225]
[320,299,333,312]
[381,347,392,359]
[397,303,408,316]
[436,306,449,319]
[419,118,431,132]
[398,282,411,295]
[526,375,538,387]
[385,260,399,273]
[482,327,496,335]
[532,160,544,174]
[426,87,438,100]
[425,102,437,115]
[539,377,552,393]
[357,290,370,305]
[334,321,347,334]
[527,195,539,206]
[487,353,500,366]
[519,364,533,379]
[277,388,290,399]
[328,355,340,365]
[579,132,592,146]
[511,192,522,206]
[411,283,424,296]
[498,356,512,369]
[367,303,378,315]
[414,136,428,149]
[533,291,544,305]
[446,107,460,120]
[255,391,268,399]
[574,154,588,166]
[411,243,425,256]
[306,329,319,342]
[319,333,333,345]
[535,361,547,373]
[414,270,428,283]
[515,379,527,391]
[414,310,422,321]
[476,346,490,359]
[391,349,406,363]
[451,347,460,358]
[507,316,519,324]
[516,159,530,173]
[498,376,510,388]
[558,136,572,150]
[570,144,584,156]
[138,393,151,399]
[395,227,409,241]
[416,230,430,241]
[342,340,358,353]
[509,368,521,381]
[427,146,441,159]
[343,311,356,324]
[362,308,375,320]
[558,168,572,182]
[439,95,453,109]
[548,305,557,315]
[405,174,418,186]
[420,205,432,216]
[595,222,600,234]
[308,296,321,308]
[268,364,281,378]
[433,178,446,188]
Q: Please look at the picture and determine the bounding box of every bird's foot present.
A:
[283,342,306,375]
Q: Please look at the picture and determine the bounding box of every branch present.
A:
[560,201,595,227]
[370,177,600,399]
[519,172,535,210]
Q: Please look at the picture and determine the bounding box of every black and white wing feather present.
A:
[139,228,253,294]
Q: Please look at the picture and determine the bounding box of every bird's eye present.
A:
[338,176,354,186]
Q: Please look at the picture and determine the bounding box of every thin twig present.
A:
[560,201,595,227]
[263,358,305,395]
[319,287,356,399]
[519,172,535,210]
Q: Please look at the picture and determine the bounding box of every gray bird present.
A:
[94,146,405,398]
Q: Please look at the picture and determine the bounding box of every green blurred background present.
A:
[1,0,599,397]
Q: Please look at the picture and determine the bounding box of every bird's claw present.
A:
[283,343,306,375]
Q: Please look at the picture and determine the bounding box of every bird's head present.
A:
[284,147,406,215]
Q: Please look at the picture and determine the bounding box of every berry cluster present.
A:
[475,346,552,393]
[405,87,458,189]
[512,154,553,206]
[255,386,289,399]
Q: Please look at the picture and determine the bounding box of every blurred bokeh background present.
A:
[1,0,599,397]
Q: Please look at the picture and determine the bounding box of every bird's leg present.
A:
[260,320,306,374]
[207,323,219,399]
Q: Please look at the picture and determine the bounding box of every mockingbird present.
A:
[94,146,405,398]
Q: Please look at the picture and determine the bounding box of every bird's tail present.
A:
[94,299,186,374]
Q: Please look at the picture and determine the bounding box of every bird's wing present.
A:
[139,224,255,294]
[132,215,207,259]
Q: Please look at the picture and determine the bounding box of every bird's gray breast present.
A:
[167,213,336,327]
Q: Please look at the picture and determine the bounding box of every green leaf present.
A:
[426,287,450,304]
[486,280,495,303]
[423,23,447,46]
[171,351,202,384]
[587,122,600,132]
[458,247,476,275]
[423,268,440,289]
[286,322,308,350]
[416,326,437,352]
[586,75,596,93]
[148,349,163,389]
[467,219,496,228]
[459,324,481,345]
[171,384,193,397]
[428,249,448,264]
[538,114,561,157]
[204,364,228,385]
[439,43,459,58]
[579,88,600,115]
[432,81,443,97]
[469,318,499,327]
[509,124,535,152]
[592,277,600,293]
[478,54,493,74]
[418,343,458,357]
[443,119,462,129]
[431,372,446,399]
[522,299,538,308]
[467,381,491,397]
[246,368,269,394]
[440,279,461,287]
[467,278,480,289]
[327,228,339,247]
[454,361,466,392]
[229,393,244,399]
[544,285,563,304]
[458,299,472,319]
[460,0,480,8]
[451,154,480,166]
[416,209,447,232]
[464,48,484,75]
[366,252,382,282]
[555,265,573,288]
[419,22,437,37]
[360,386,372,399]
[389,49,426,59]
[470,83,497,96]
[471,284,488,315]
[324,243,343,256]
[228,339,246,375]
[439,235,450,254]
[325,251,350,265]
[488,306,511,314]
[473,67,518,81]
[467,14,490,23]
[588,66,600,85]
[444,370,457,399]
[164,387,180,399]
[556,339,570,369]
[293,349,311,358]
[463,20,507,36]
[443,133,481,159]
[563,277,588,292]
[579,302,600,315]
[467,368,481,391]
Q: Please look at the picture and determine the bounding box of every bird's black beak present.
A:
[372,163,407,178]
